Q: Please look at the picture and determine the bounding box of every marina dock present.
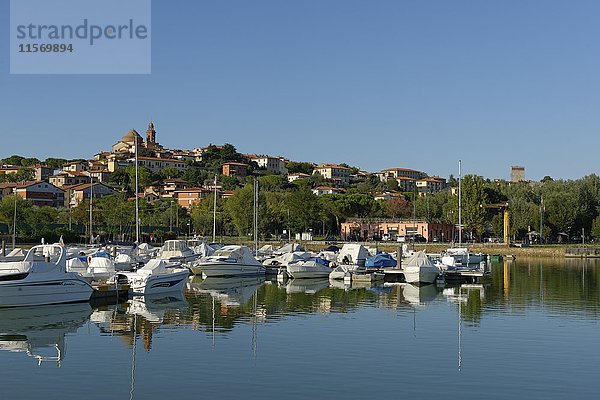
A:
[382,267,486,283]
[90,283,130,304]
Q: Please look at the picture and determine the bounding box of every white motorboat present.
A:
[86,255,116,282]
[403,251,440,284]
[440,248,485,268]
[158,240,200,264]
[287,258,332,279]
[262,251,312,274]
[115,259,189,295]
[0,244,94,307]
[329,264,358,280]
[337,244,370,267]
[190,245,265,277]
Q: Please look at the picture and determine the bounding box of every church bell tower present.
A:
[146,121,156,145]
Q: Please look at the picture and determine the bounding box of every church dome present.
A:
[121,129,142,143]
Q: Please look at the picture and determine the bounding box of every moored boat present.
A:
[0,244,94,307]
[190,245,265,277]
[115,259,189,295]
[286,258,331,279]
[403,251,440,284]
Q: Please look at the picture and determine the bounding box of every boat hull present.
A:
[192,262,265,277]
[404,266,439,284]
[128,270,190,295]
[0,277,94,308]
[287,266,331,279]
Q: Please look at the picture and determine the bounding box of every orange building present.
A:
[174,187,213,208]
[222,162,247,177]
[340,219,454,242]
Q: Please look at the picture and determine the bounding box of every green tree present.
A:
[44,158,68,169]
[461,175,488,238]
[223,182,267,236]
[591,216,600,239]
[286,161,314,175]
[1,155,25,166]
[0,195,32,238]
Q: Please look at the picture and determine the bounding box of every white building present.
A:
[288,173,311,183]
[250,155,288,175]
[313,164,351,185]
[377,168,426,182]
[312,186,343,196]
[416,176,447,194]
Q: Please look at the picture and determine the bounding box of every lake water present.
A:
[1,257,599,400]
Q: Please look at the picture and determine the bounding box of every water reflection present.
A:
[188,276,265,307]
[285,278,330,294]
[0,303,92,366]
[1,257,599,365]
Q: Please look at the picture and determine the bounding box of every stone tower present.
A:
[146,121,156,144]
[511,166,525,182]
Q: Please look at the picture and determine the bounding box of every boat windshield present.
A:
[25,245,63,264]
[163,241,188,252]
[213,250,239,259]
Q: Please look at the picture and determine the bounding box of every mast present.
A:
[89,178,94,245]
[212,174,217,243]
[458,160,462,246]
[12,193,17,249]
[539,196,543,244]
[135,140,140,244]
[253,178,259,256]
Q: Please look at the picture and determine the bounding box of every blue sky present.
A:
[1,0,599,180]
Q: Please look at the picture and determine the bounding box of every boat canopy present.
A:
[136,259,171,275]
[162,240,190,252]
[337,244,370,265]
[265,251,312,266]
[213,245,261,266]
[192,242,215,257]
[323,245,340,252]
[365,253,397,268]
[404,251,436,268]
[275,243,304,255]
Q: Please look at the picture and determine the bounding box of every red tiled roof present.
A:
[382,167,421,173]
[174,187,211,193]
[315,164,351,170]
[137,156,185,162]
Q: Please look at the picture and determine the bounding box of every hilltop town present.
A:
[0,122,597,244]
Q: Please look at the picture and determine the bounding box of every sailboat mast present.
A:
[212,174,217,243]
[12,193,17,249]
[254,178,259,256]
[135,139,140,244]
[458,160,462,246]
[89,178,94,245]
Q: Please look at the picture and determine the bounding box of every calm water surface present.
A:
[1,258,599,400]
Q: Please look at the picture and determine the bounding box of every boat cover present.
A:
[365,253,397,268]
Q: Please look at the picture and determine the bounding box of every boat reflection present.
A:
[91,295,189,352]
[285,278,330,294]
[0,303,92,366]
[187,276,266,307]
[400,283,441,306]
[128,294,189,324]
